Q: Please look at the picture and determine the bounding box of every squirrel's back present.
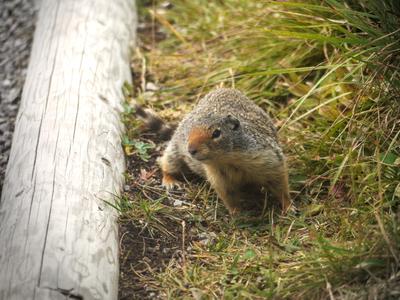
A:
[176,88,279,152]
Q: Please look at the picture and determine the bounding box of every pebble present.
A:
[197,231,217,246]
[145,82,159,91]
[173,199,183,207]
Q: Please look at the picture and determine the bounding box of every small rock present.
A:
[173,199,183,207]
[160,2,173,9]
[2,79,11,87]
[191,288,205,300]
[145,82,159,91]
[197,231,217,246]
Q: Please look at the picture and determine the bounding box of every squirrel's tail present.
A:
[134,104,176,141]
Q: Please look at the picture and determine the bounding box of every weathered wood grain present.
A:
[0,0,136,299]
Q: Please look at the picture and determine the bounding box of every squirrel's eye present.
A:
[212,129,221,139]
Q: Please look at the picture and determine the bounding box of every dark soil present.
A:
[118,145,200,300]
[118,213,183,300]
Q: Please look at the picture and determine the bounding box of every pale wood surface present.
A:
[0,0,136,299]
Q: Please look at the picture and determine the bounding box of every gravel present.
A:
[0,0,36,195]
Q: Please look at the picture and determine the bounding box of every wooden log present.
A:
[0,0,136,299]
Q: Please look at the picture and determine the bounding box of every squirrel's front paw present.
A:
[161,173,182,190]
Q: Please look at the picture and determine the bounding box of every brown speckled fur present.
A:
[159,88,291,214]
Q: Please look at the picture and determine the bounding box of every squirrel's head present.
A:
[187,115,241,161]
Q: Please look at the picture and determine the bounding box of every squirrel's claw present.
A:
[161,173,182,190]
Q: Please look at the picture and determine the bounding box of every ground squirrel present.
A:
[137,88,291,214]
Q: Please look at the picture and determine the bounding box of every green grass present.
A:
[121,0,400,298]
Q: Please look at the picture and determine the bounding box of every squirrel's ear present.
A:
[225,115,240,131]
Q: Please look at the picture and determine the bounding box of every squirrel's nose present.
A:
[188,145,198,156]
